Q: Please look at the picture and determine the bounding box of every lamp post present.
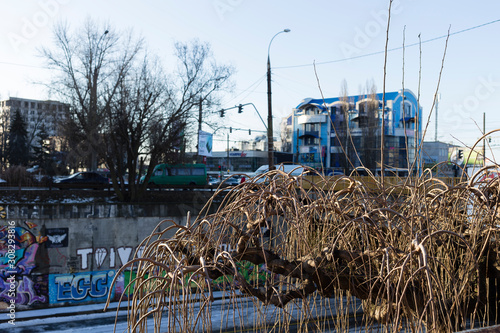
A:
[267,29,290,170]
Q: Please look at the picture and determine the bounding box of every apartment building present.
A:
[292,89,422,175]
[0,97,69,137]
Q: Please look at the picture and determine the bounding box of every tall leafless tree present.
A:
[42,20,233,201]
[41,19,139,172]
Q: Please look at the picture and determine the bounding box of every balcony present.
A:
[298,131,319,139]
[297,114,327,124]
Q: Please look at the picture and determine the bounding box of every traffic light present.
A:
[230,127,232,133]
[220,109,225,117]
[458,150,463,159]
[249,129,251,135]
[238,104,243,113]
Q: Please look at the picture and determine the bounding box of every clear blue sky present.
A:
[1,0,500,158]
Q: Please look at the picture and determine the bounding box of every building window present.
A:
[304,123,318,132]
[402,102,412,118]
[304,136,319,145]
[331,136,342,147]
[305,107,317,115]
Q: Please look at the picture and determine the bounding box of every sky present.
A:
[1,0,500,159]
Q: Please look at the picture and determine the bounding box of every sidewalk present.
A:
[0,301,128,332]
[6,301,121,322]
[0,291,232,332]
[1,293,360,332]
[3,290,230,322]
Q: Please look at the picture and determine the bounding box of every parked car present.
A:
[253,164,306,177]
[26,165,40,173]
[251,164,307,183]
[208,176,221,186]
[223,176,240,186]
[222,175,244,186]
[54,172,109,188]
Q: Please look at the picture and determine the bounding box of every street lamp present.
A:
[267,28,290,171]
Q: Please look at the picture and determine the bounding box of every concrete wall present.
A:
[0,203,207,309]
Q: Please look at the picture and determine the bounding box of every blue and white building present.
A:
[292,89,422,174]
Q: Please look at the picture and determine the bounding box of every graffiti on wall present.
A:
[0,219,49,306]
[49,270,115,304]
[76,246,144,270]
[46,228,68,248]
[0,224,47,278]
[214,243,271,288]
[0,274,48,306]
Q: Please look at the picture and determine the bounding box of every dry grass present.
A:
[106,165,500,332]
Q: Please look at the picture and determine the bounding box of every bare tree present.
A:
[42,20,233,201]
[169,39,234,150]
[41,18,142,172]
[103,40,233,202]
[100,55,188,201]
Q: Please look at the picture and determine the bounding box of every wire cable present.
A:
[275,18,500,69]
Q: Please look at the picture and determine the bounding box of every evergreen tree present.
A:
[7,109,29,166]
[32,124,54,175]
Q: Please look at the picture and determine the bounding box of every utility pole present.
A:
[197,97,202,163]
[267,55,274,171]
[198,98,202,132]
[483,112,486,167]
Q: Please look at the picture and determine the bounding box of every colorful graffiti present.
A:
[0,221,49,306]
[0,274,48,306]
[49,270,116,304]
[0,225,47,278]
[213,260,270,288]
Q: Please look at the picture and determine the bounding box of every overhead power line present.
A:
[275,18,500,69]
[0,61,48,69]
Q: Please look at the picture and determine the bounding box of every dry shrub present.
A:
[106,165,500,333]
[2,166,35,187]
